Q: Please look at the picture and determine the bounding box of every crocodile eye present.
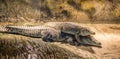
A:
[84,29,87,34]
[86,29,90,33]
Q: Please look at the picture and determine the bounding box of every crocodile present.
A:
[0,37,84,59]
[44,22,95,36]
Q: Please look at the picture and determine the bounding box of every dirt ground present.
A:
[53,24,120,59]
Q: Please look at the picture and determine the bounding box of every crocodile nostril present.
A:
[98,43,101,45]
[92,32,95,35]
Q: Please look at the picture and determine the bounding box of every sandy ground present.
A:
[53,24,120,59]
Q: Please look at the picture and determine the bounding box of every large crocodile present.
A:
[0,36,84,59]
[44,22,95,36]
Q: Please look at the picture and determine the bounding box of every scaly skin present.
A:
[6,26,59,37]
[0,37,84,59]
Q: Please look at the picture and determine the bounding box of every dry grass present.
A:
[0,0,120,23]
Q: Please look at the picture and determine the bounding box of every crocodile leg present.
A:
[74,30,82,45]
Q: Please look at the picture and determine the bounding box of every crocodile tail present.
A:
[4,26,32,37]
[4,26,19,33]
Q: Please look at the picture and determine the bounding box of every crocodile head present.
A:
[79,28,95,36]
[80,35,102,48]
